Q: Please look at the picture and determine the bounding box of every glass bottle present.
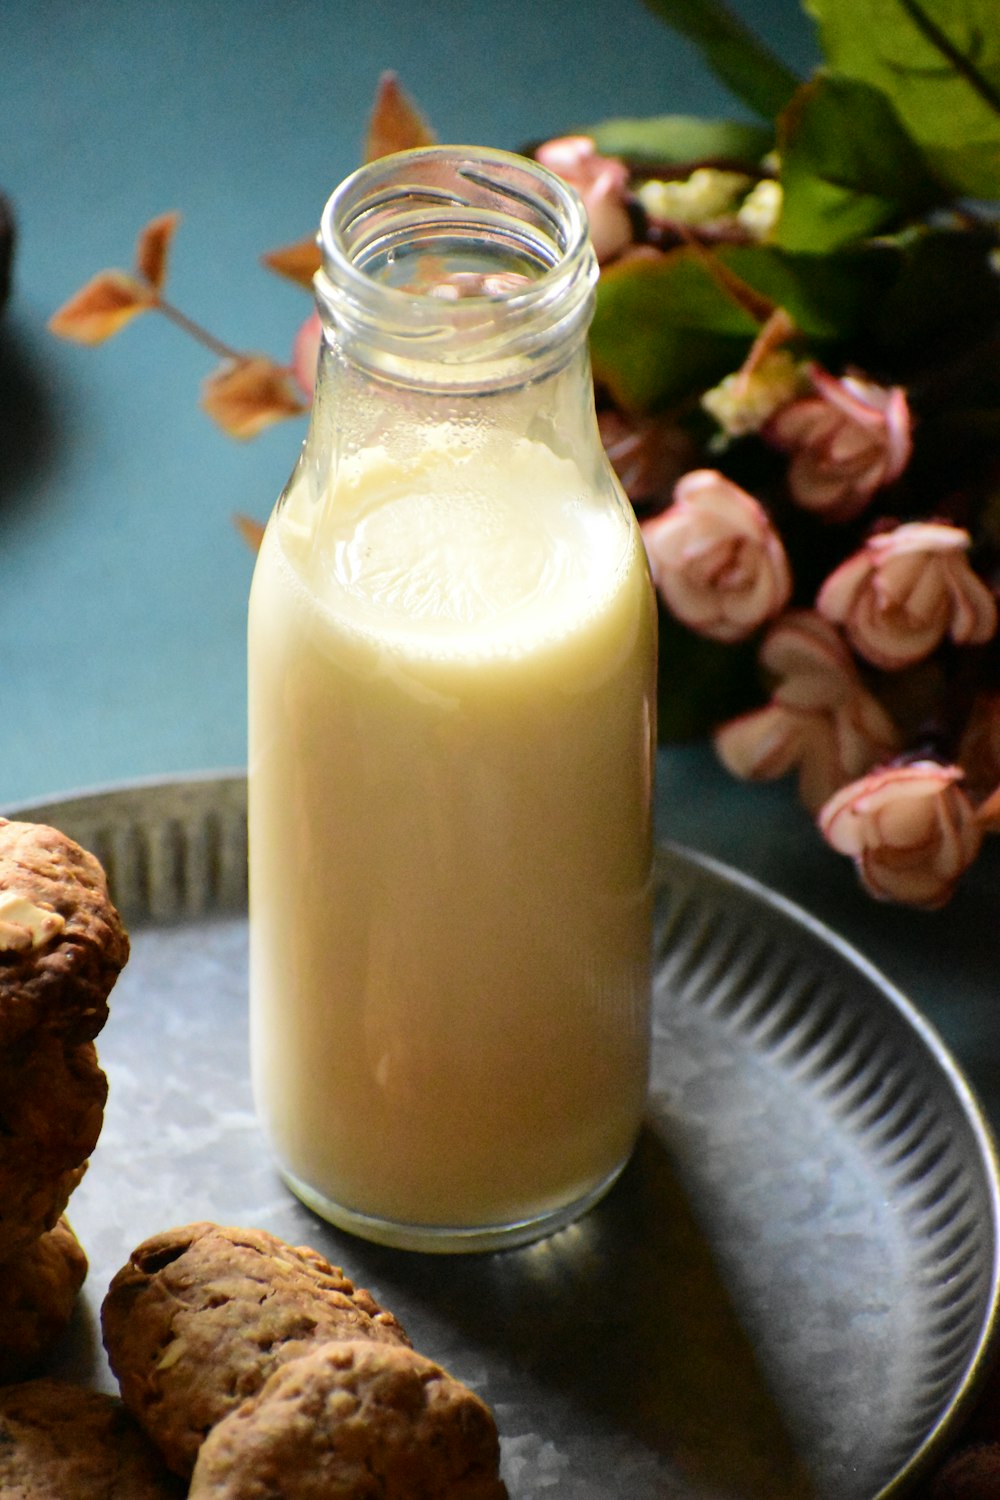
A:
[247,145,657,1252]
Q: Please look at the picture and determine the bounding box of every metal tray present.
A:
[7,772,999,1499]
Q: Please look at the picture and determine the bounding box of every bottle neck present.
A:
[313,146,598,395]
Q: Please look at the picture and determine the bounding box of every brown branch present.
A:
[154,297,245,362]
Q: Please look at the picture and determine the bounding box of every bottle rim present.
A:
[315,145,597,386]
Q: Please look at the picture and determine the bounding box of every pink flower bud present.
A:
[818,761,982,907]
[764,365,912,521]
[535,136,633,264]
[817,522,998,670]
[714,611,899,811]
[291,309,323,399]
[641,470,792,643]
[597,407,695,507]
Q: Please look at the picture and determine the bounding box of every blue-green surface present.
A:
[2,1,998,1129]
[0,0,817,802]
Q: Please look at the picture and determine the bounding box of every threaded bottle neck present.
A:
[314,146,598,392]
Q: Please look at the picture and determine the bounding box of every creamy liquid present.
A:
[248,428,656,1230]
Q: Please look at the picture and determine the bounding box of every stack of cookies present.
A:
[0,1222,509,1498]
[0,817,130,1382]
[101,1221,509,1498]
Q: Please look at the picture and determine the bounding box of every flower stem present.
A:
[155,296,245,363]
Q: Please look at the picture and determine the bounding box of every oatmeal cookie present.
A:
[102,1222,410,1476]
[0,818,129,1048]
[0,1378,183,1498]
[189,1340,507,1500]
[0,1034,107,1260]
[0,1217,88,1382]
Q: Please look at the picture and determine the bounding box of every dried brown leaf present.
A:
[261,235,322,289]
[201,356,309,439]
[48,269,155,344]
[135,211,181,291]
[233,513,265,551]
[364,71,435,162]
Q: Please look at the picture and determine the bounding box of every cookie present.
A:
[102,1222,410,1476]
[0,1217,88,1382]
[0,1378,183,1498]
[0,818,129,1048]
[188,1340,507,1500]
[0,1033,107,1260]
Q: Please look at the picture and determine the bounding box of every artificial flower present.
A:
[534,136,633,263]
[641,469,791,642]
[291,309,323,399]
[818,761,982,908]
[736,178,783,240]
[817,522,998,670]
[200,357,308,440]
[714,610,900,811]
[701,349,802,438]
[597,406,694,508]
[764,365,912,521]
[701,309,804,439]
[637,169,752,227]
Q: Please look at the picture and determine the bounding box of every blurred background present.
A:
[0,0,817,804]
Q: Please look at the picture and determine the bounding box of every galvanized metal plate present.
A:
[8,772,999,1499]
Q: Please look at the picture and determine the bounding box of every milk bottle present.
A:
[248,146,657,1251]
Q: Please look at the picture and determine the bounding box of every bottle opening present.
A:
[315,146,598,387]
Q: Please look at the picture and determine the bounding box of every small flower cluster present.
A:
[540,135,1000,908]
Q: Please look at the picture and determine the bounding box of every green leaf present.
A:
[585,114,772,169]
[591,249,760,411]
[590,242,895,412]
[641,0,802,121]
[803,0,1000,198]
[776,74,945,252]
[716,243,893,342]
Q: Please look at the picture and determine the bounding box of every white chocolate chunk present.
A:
[0,892,66,951]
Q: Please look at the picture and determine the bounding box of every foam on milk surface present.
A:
[284,430,628,653]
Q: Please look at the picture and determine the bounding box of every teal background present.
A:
[0,0,816,802]
[2,1,999,1134]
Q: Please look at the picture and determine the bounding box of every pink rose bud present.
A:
[535,136,633,263]
[597,407,695,507]
[291,309,323,399]
[714,611,899,811]
[641,469,792,643]
[818,761,982,908]
[817,521,998,670]
[764,364,912,521]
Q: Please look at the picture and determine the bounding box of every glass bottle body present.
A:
[247,148,657,1251]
